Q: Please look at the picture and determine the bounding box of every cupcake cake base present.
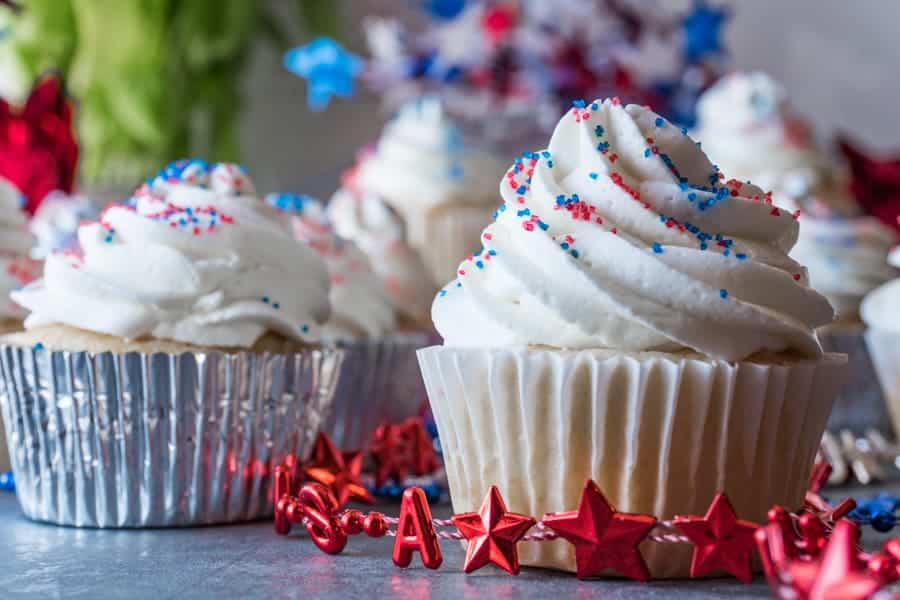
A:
[418,346,846,578]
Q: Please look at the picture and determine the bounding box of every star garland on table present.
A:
[271,458,900,595]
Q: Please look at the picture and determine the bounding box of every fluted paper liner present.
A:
[0,344,343,528]
[324,332,431,451]
[865,329,900,440]
[818,324,891,436]
[418,346,846,578]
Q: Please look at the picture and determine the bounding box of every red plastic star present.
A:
[542,480,657,581]
[370,417,439,488]
[302,432,372,506]
[452,486,536,575]
[838,135,900,233]
[673,493,760,582]
[788,520,882,600]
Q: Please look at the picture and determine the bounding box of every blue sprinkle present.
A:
[184,207,193,215]
[570,249,579,258]
[273,302,280,309]
[439,289,447,297]
[736,253,747,260]
[516,208,531,217]
[537,220,549,231]
[590,102,599,110]
[456,281,462,288]
[560,242,570,250]
[547,160,554,168]
[492,211,498,218]
[542,151,551,158]
[476,260,484,269]
[723,249,730,257]
[556,195,566,206]
[700,243,708,250]
[516,185,527,194]
[681,127,688,135]
[595,125,605,137]
[499,203,507,212]
[687,193,697,202]
[652,242,663,254]
[589,172,598,180]
[655,117,665,127]
[488,249,497,256]
[644,148,652,158]
[0,471,14,493]
[301,324,309,333]
[719,289,728,299]
[32,343,44,351]
[262,296,270,304]
[178,218,187,226]
[572,99,586,108]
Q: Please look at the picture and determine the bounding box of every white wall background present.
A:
[242,0,900,197]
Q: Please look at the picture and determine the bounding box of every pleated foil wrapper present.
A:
[819,324,893,436]
[418,346,847,578]
[323,331,431,451]
[0,344,343,528]
[866,328,900,440]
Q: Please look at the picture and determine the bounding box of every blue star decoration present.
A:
[422,0,467,20]
[682,2,729,63]
[284,37,365,111]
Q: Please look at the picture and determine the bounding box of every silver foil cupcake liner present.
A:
[323,331,431,451]
[819,326,893,437]
[0,344,343,528]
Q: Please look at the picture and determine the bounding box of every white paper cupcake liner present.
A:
[419,204,496,285]
[418,346,846,578]
[0,344,343,528]
[865,329,900,440]
[323,331,431,451]
[818,325,892,436]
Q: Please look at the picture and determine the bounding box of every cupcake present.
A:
[0,176,42,473]
[268,193,431,450]
[354,97,505,284]
[0,160,342,527]
[862,246,900,438]
[418,99,846,578]
[328,186,436,329]
[694,72,897,436]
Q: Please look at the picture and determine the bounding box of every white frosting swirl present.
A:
[861,248,900,333]
[328,186,436,324]
[268,193,397,340]
[355,97,503,247]
[12,162,331,347]
[0,177,40,321]
[694,72,898,316]
[433,99,835,361]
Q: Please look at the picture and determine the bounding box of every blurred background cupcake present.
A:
[419,98,846,578]
[0,160,343,527]
[268,192,432,451]
[863,245,900,440]
[349,97,506,284]
[693,71,898,437]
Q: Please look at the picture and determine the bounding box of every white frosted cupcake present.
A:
[418,99,846,578]
[862,247,900,438]
[268,193,432,450]
[0,160,342,527]
[355,97,505,283]
[328,186,436,329]
[0,176,42,473]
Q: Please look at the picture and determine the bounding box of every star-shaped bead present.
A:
[682,1,728,63]
[542,480,657,581]
[452,486,536,574]
[788,520,882,600]
[673,493,760,582]
[284,37,364,111]
[302,432,373,506]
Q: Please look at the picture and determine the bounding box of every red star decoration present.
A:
[788,520,882,600]
[673,493,760,582]
[370,417,439,488]
[302,432,372,507]
[838,136,900,233]
[542,480,657,581]
[452,486,536,575]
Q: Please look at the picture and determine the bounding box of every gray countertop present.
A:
[0,491,788,600]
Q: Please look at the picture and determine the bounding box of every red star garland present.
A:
[302,432,373,506]
[674,493,759,582]
[0,74,79,215]
[452,486,536,574]
[542,480,657,581]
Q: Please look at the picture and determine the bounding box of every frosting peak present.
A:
[433,99,835,361]
[13,161,331,347]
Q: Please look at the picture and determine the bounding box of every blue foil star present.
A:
[284,37,365,111]
[682,2,728,63]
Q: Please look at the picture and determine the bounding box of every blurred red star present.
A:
[838,135,900,233]
[452,486,536,574]
[673,493,759,582]
[370,417,439,488]
[302,432,372,506]
[788,520,882,600]
[542,480,657,581]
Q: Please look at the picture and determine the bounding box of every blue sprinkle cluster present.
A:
[652,242,664,254]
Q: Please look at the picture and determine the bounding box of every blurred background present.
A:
[0,0,898,199]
